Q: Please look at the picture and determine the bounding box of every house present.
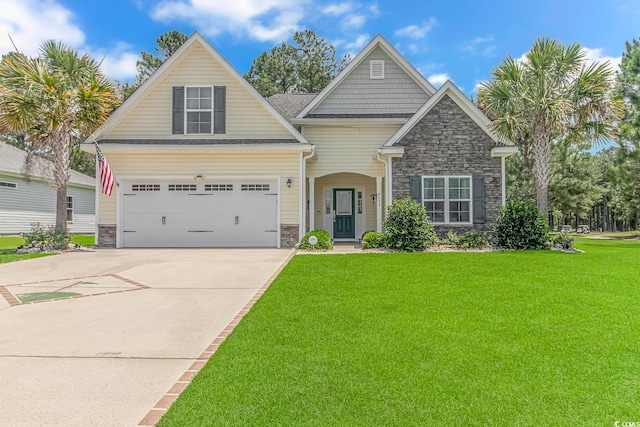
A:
[0,142,95,235]
[84,33,516,248]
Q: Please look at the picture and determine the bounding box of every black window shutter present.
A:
[409,176,422,202]
[214,86,226,134]
[172,87,184,134]
[473,175,485,224]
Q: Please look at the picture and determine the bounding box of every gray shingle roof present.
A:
[0,142,95,187]
[266,94,317,123]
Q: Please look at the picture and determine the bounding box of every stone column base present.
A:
[280,224,299,248]
[97,224,116,248]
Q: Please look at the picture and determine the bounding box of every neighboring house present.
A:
[0,142,95,235]
[84,32,516,248]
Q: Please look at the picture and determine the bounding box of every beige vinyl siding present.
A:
[0,174,95,234]
[106,42,293,140]
[304,125,400,177]
[98,151,300,225]
[312,173,382,234]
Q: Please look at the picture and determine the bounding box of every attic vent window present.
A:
[370,60,385,79]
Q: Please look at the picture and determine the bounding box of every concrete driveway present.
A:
[0,248,293,427]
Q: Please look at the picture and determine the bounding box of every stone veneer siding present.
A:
[98,224,117,248]
[280,224,299,248]
[392,94,502,237]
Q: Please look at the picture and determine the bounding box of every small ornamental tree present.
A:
[493,198,549,250]
[383,197,437,252]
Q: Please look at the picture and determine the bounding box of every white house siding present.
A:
[0,174,94,234]
[105,42,293,140]
[304,125,399,177]
[97,151,300,226]
[310,47,430,116]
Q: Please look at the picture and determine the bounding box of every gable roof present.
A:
[296,34,437,119]
[0,142,95,187]
[384,80,516,148]
[267,93,317,123]
[86,32,309,144]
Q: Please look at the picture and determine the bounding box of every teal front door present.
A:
[333,188,355,238]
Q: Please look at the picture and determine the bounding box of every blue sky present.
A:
[1,0,639,96]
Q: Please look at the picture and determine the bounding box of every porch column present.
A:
[308,176,315,231]
[376,176,383,232]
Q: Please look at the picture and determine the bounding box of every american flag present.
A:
[94,142,114,196]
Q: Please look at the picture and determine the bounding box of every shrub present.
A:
[493,198,549,250]
[23,222,70,250]
[383,197,437,252]
[298,229,333,251]
[362,231,386,249]
[552,231,574,250]
[446,231,490,249]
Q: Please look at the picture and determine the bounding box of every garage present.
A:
[121,179,278,247]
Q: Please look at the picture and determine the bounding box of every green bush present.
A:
[298,229,333,251]
[23,222,70,250]
[362,231,386,249]
[383,197,437,252]
[493,199,549,250]
[447,230,490,249]
[552,231,574,250]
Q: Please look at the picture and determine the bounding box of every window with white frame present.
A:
[66,196,74,222]
[186,86,212,134]
[0,181,17,189]
[422,176,471,224]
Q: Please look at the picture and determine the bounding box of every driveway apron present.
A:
[0,248,293,427]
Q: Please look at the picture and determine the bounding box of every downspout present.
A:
[300,146,316,240]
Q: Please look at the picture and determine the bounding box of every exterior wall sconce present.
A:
[194,175,204,181]
[287,178,292,188]
[371,193,376,204]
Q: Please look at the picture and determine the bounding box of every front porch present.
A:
[305,172,387,240]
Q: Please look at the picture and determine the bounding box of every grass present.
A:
[17,291,81,303]
[0,234,94,264]
[159,238,640,426]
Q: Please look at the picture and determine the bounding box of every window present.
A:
[132,184,161,191]
[66,196,73,222]
[168,184,196,191]
[186,86,212,134]
[422,176,471,224]
[204,184,233,191]
[0,181,17,189]
[241,184,270,191]
[370,60,385,79]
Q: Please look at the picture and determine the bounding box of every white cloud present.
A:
[428,73,450,87]
[461,35,496,57]
[152,0,308,42]
[473,80,487,94]
[322,2,352,15]
[92,42,139,81]
[344,34,370,51]
[581,47,622,72]
[344,14,366,29]
[408,43,428,54]
[368,3,380,16]
[394,18,437,40]
[0,0,85,56]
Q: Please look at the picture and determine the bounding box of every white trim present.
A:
[300,147,316,239]
[491,146,519,156]
[376,177,382,232]
[291,118,408,126]
[94,155,100,245]
[296,34,436,118]
[85,143,314,154]
[370,60,385,79]
[86,32,309,145]
[184,85,214,135]
[384,80,516,147]
[308,176,315,231]
[422,175,473,225]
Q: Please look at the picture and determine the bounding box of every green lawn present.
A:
[0,234,94,264]
[159,238,640,426]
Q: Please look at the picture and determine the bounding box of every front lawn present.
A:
[0,234,94,264]
[160,238,640,426]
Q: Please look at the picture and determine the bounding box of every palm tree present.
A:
[478,37,624,215]
[0,41,119,231]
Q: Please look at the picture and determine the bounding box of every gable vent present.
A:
[370,60,385,79]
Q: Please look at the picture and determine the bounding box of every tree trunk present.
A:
[532,132,550,217]
[53,132,71,232]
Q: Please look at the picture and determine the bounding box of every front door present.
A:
[333,188,355,238]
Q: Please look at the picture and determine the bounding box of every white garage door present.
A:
[121,179,278,247]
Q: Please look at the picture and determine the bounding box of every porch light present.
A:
[194,175,204,181]
[287,178,292,188]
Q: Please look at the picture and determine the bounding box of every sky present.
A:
[1,0,639,96]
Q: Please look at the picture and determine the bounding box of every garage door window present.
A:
[205,184,233,191]
[241,184,270,191]
[132,184,161,191]
[168,184,197,191]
